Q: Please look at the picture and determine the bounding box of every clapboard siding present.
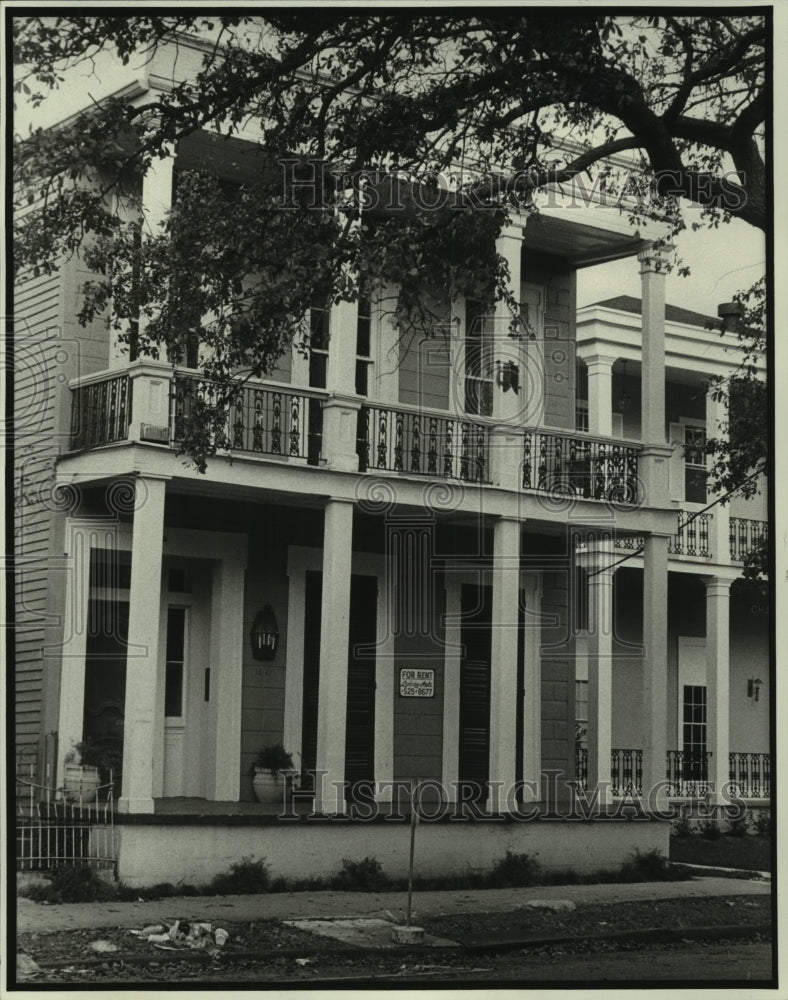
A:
[14,265,64,761]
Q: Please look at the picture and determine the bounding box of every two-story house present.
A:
[14,41,769,887]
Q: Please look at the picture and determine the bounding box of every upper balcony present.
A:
[65,347,765,569]
[67,363,646,506]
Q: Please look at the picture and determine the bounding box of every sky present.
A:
[13,17,767,320]
[577,220,765,316]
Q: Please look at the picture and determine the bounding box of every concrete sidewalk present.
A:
[16,876,770,935]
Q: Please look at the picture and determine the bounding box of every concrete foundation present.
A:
[114,816,670,887]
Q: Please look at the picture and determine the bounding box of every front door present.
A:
[161,563,212,798]
[458,583,492,801]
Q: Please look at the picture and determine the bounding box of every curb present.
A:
[25,923,771,971]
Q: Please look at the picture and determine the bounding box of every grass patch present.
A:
[670,833,771,872]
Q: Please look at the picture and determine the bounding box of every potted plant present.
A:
[63,739,123,802]
[251,743,294,804]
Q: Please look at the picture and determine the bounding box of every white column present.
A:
[706,389,730,563]
[706,577,731,805]
[586,540,614,806]
[141,153,174,235]
[586,354,615,437]
[521,572,542,802]
[492,225,524,425]
[639,245,669,444]
[138,154,175,361]
[210,555,247,801]
[322,298,362,471]
[314,499,354,813]
[642,534,669,806]
[487,518,522,812]
[639,245,672,508]
[327,298,359,396]
[119,476,167,813]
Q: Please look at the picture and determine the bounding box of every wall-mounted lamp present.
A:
[747,677,763,702]
[495,360,520,394]
[250,604,279,661]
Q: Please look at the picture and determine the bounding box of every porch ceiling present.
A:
[524,213,649,267]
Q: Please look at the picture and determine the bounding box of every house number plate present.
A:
[399,668,435,698]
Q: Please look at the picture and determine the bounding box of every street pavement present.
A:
[16,875,770,935]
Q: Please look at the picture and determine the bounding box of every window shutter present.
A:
[669,422,685,502]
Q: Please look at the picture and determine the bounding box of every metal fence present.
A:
[16,763,116,872]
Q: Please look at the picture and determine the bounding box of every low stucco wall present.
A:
[115,816,669,887]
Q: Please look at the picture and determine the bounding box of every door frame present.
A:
[56,519,247,799]
[284,546,392,801]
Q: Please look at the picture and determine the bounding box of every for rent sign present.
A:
[399,668,435,698]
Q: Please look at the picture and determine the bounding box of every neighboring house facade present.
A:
[14,53,769,885]
[574,297,769,803]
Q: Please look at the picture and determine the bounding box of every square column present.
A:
[639,246,672,508]
[487,517,522,812]
[314,499,354,813]
[119,475,168,813]
[586,540,614,806]
[492,224,526,425]
[209,555,247,802]
[585,355,616,437]
[638,245,669,444]
[706,578,731,805]
[322,297,362,471]
[642,534,669,806]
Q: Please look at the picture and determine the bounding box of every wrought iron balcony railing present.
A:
[357,403,491,483]
[523,431,639,502]
[612,510,712,559]
[171,374,323,464]
[729,517,768,562]
[729,751,771,799]
[70,373,132,451]
[665,749,711,798]
[573,748,770,799]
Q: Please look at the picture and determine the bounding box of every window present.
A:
[165,607,186,717]
[682,684,707,779]
[684,425,707,504]
[464,299,493,416]
[355,291,373,396]
[309,300,330,388]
